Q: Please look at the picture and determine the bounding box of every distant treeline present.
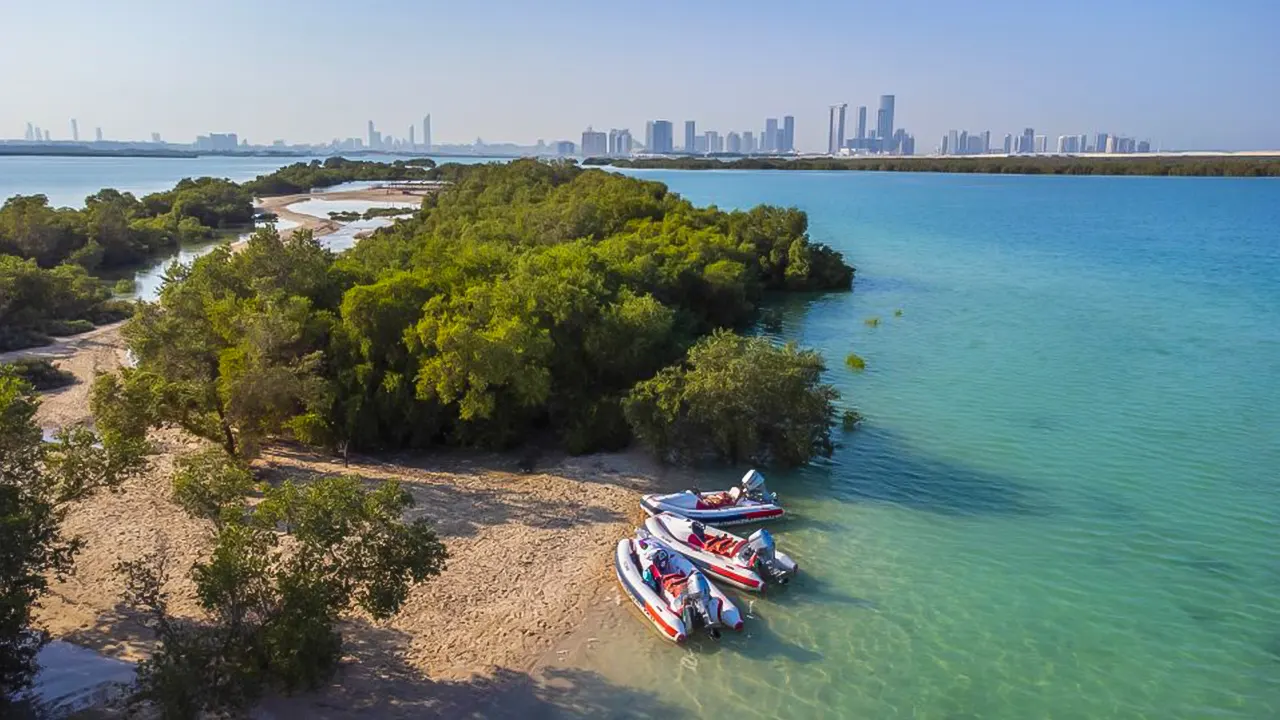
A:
[585,155,1280,177]
[241,157,437,196]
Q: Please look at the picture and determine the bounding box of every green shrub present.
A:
[0,359,76,390]
[44,318,94,336]
[845,353,867,371]
[113,277,137,294]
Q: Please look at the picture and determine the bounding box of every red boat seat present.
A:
[704,536,747,557]
[696,492,735,510]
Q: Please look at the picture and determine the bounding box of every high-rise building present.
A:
[644,121,654,151]
[1078,133,1088,153]
[409,125,415,147]
[684,120,697,153]
[827,106,838,154]
[1002,133,1012,154]
[782,116,795,153]
[24,122,34,141]
[1057,135,1068,153]
[901,135,915,156]
[95,127,103,143]
[43,130,51,143]
[947,130,959,155]
[704,131,722,153]
[939,135,949,155]
[423,115,432,151]
[981,130,991,154]
[966,134,982,155]
[764,118,779,152]
[650,120,674,154]
[877,95,895,151]
[742,131,755,154]
[150,132,162,143]
[367,121,376,149]
[1105,135,1117,153]
[1137,139,1151,153]
[958,130,969,155]
[617,129,632,154]
[856,106,868,140]
[726,132,742,154]
[1095,133,1108,154]
[835,104,847,154]
[581,127,607,156]
[70,119,78,142]
[1021,128,1035,155]
[554,141,576,156]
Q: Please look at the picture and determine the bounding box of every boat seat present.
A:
[696,492,735,509]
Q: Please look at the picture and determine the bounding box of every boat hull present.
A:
[644,512,798,591]
[640,491,785,526]
[615,539,687,643]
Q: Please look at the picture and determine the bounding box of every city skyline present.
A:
[2,1,1277,152]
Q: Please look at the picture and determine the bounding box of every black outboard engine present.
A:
[738,529,794,584]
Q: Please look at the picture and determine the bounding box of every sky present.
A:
[2,0,1279,152]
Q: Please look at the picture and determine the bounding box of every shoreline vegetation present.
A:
[0,158,438,352]
[584,154,1280,176]
[2,157,858,715]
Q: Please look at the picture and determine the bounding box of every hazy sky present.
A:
[3,0,1278,151]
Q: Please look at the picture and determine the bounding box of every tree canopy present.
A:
[241,157,436,197]
[113,159,853,463]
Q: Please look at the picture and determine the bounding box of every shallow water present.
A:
[581,170,1280,719]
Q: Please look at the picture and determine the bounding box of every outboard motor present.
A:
[738,529,793,584]
[677,573,721,639]
[740,469,777,503]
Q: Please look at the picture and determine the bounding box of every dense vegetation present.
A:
[0,372,146,700]
[0,255,133,351]
[241,157,436,197]
[101,159,853,463]
[587,155,1280,177]
[0,359,75,390]
[0,180,252,269]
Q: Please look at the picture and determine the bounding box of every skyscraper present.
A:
[726,132,741,154]
[1022,128,1035,155]
[742,131,755,154]
[1078,133,1088,153]
[1003,133,1012,154]
[704,131,722,153]
[645,121,654,151]
[981,130,991,154]
[827,106,838,154]
[940,135,949,155]
[616,129,633,154]
[423,115,432,151]
[581,127,607,156]
[409,125,415,148]
[70,119,79,142]
[782,116,795,153]
[856,106,868,140]
[1095,133,1108,154]
[764,118,779,153]
[684,121,697,153]
[836,104,847,154]
[948,130,959,156]
[95,127,103,142]
[650,120,674,154]
[877,95,895,151]
[24,122,34,141]
[958,130,969,155]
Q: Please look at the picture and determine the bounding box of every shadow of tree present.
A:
[256,621,689,719]
[789,427,1054,517]
[254,445,626,539]
[56,602,159,660]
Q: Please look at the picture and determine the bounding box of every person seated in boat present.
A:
[643,547,673,592]
[697,486,743,509]
[686,521,708,548]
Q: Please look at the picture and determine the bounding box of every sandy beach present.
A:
[9,184,690,717]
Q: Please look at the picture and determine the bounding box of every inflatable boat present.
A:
[640,469,784,526]
[614,531,743,643]
[644,512,798,591]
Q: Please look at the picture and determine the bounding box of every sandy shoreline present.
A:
[11,184,688,717]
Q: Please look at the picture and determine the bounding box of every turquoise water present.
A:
[582,171,1280,719]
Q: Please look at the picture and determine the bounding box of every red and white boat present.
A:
[614,531,743,643]
[644,512,798,591]
[640,469,784,526]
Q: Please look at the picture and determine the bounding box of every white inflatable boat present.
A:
[640,469,784,526]
[614,531,744,643]
[644,512,798,591]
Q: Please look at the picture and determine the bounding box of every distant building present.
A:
[965,133,982,155]
[940,134,949,155]
[726,131,742,154]
[1078,133,1088,153]
[1057,135,1068,153]
[554,140,576,156]
[947,130,959,155]
[581,127,608,156]
[764,118,779,152]
[684,120,697,153]
[826,104,847,155]
[367,121,376,149]
[900,134,915,155]
[650,120,674,153]
[95,127,103,142]
[70,119,78,142]
[704,131,722,153]
[1105,135,1117,153]
[1003,133,1012,154]
[742,131,755,153]
[24,122,34,141]
[877,95,895,151]
[644,121,654,151]
[1137,139,1151,153]
[1021,128,1035,154]
[856,106,868,140]
[958,130,969,154]
[1034,135,1047,153]
[981,130,991,154]
[1095,133,1109,154]
[423,115,432,152]
[782,116,795,153]
[150,132,162,144]
[409,125,415,148]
